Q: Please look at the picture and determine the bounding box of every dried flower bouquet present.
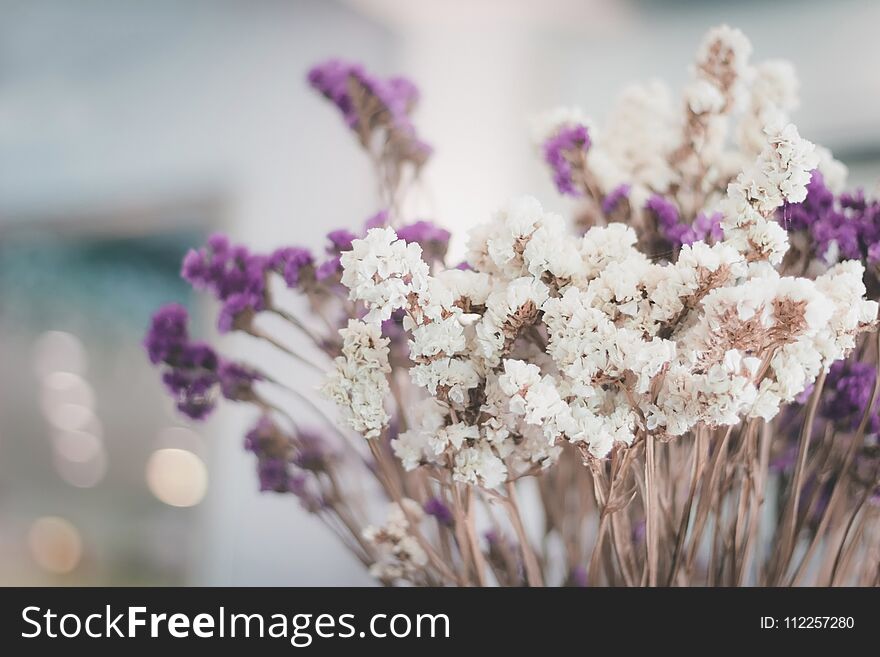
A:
[145,26,880,586]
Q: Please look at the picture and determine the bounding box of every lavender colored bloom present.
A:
[218,292,256,333]
[313,221,375,282]
[315,256,342,282]
[397,220,450,263]
[363,210,389,231]
[821,360,880,433]
[245,416,292,492]
[810,211,861,261]
[144,303,189,365]
[691,211,724,244]
[601,183,631,216]
[292,428,330,472]
[567,565,588,587]
[269,246,314,289]
[780,170,880,268]
[244,416,276,453]
[218,361,262,401]
[182,234,268,333]
[646,194,686,247]
[325,229,357,253]
[245,417,330,500]
[307,59,361,128]
[307,60,431,164]
[257,457,290,493]
[162,368,217,420]
[647,194,722,248]
[397,220,450,246]
[542,124,591,197]
[423,496,453,527]
[144,304,221,420]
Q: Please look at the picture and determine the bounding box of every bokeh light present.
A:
[53,448,107,488]
[52,429,103,463]
[33,331,87,378]
[145,448,208,508]
[40,371,95,414]
[44,402,95,432]
[27,516,83,574]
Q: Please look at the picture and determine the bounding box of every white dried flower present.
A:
[340,227,430,323]
[322,319,391,438]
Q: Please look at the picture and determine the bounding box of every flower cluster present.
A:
[144,304,261,419]
[144,32,880,587]
[535,109,592,197]
[244,416,327,510]
[719,119,818,265]
[321,319,392,438]
[822,360,880,433]
[308,59,431,167]
[782,171,880,280]
[645,194,723,249]
[331,187,876,482]
[181,235,270,333]
[362,500,429,583]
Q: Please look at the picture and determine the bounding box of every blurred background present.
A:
[0,0,878,585]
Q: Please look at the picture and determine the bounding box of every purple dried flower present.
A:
[145,304,221,420]
[542,124,591,197]
[567,565,588,587]
[315,255,342,282]
[423,496,453,527]
[182,234,268,333]
[780,170,880,270]
[397,220,450,245]
[161,368,216,420]
[325,229,357,254]
[601,183,631,216]
[217,292,257,334]
[307,59,361,127]
[269,247,314,289]
[397,220,450,263]
[245,417,331,502]
[647,195,722,248]
[245,417,292,492]
[257,457,290,493]
[144,303,189,365]
[691,211,724,244]
[218,361,262,402]
[292,428,330,472]
[822,359,880,433]
[363,210,389,231]
[307,60,431,164]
